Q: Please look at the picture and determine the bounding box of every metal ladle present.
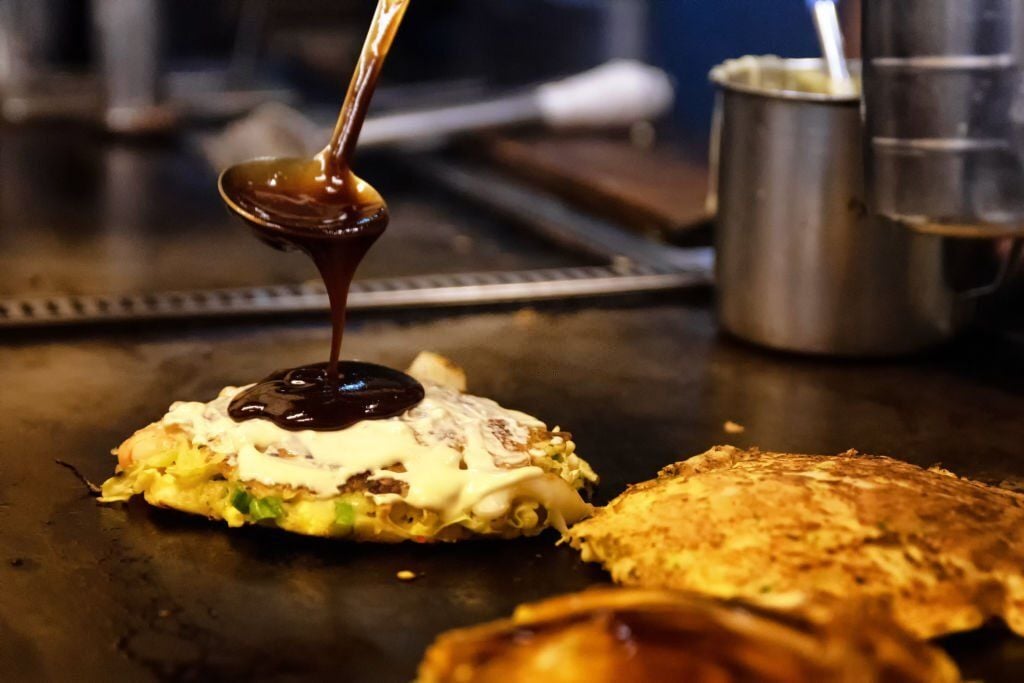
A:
[218,0,406,243]
[807,0,857,96]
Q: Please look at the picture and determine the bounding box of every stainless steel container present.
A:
[93,0,172,132]
[710,57,999,356]
[863,0,1024,237]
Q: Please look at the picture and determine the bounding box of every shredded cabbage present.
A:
[101,426,594,541]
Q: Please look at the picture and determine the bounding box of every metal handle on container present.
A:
[956,239,1023,300]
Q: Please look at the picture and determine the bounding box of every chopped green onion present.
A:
[335,500,357,530]
[231,488,284,522]
[230,488,253,514]
[249,496,285,522]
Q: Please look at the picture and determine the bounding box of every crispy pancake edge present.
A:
[569,445,1024,638]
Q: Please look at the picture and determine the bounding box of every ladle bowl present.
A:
[218,154,388,252]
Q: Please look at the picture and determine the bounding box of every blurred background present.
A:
[0,0,845,326]
[0,0,840,145]
[8,0,1020,349]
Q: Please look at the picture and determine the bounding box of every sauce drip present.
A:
[219,0,422,431]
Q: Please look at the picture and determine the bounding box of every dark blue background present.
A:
[650,1,821,143]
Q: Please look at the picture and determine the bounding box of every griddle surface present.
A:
[2,128,1023,682]
[2,304,1024,681]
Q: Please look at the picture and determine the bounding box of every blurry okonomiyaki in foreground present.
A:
[417,588,960,683]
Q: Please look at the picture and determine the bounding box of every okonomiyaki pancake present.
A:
[416,588,959,683]
[569,446,1024,638]
[100,353,597,542]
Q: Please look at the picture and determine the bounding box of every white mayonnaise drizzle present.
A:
[159,381,587,522]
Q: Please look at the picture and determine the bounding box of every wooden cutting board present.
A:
[481,135,711,238]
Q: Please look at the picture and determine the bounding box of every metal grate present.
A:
[0,262,709,328]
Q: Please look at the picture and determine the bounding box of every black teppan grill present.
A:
[2,127,1024,682]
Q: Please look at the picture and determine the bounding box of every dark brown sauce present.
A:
[227,362,424,431]
[219,0,421,431]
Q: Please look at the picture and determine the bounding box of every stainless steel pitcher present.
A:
[863,0,1024,237]
[710,57,1008,356]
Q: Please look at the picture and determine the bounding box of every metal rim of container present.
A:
[709,56,861,104]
